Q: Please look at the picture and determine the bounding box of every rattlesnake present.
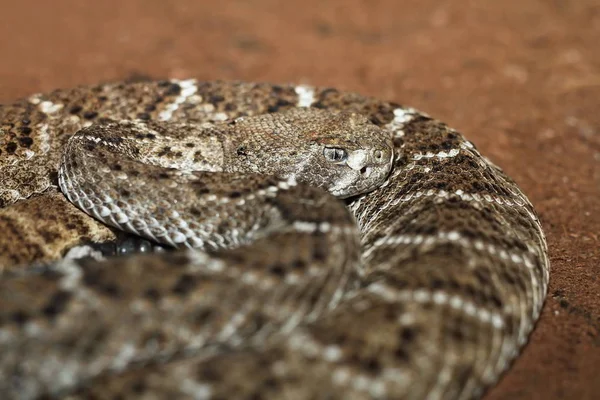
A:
[0,79,549,399]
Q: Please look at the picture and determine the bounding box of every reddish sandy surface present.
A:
[1,1,598,398]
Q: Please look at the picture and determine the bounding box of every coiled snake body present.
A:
[0,79,549,399]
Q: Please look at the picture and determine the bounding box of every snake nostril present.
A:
[360,166,369,175]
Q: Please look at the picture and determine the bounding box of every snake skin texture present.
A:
[0,79,549,399]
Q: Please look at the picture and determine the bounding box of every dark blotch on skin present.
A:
[193,150,203,161]
[450,327,466,341]
[83,269,121,297]
[197,365,221,381]
[430,278,444,289]
[292,259,306,270]
[42,291,72,318]
[11,310,30,325]
[263,378,279,389]
[189,207,202,217]
[6,142,17,153]
[311,235,328,261]
[394,347,410,362]
[131,380,147,394]
[102,283,121,297]
[490,293,503,308]
[83,111,98,120]
[320,88,339,97]
[209,95,224,104]
[171,273,198,296]
[69,105,83,114]
[144,287,161,302]
[267,98,292,113]
[400,327,417,343]
[18,136,33,148]
[157,147,171,157]
[269,263,286,276]
[194,308,214,325]
[364,358,382,373]
[113,136,125,145]
[164,84,181,96]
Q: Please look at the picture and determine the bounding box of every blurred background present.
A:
[1,1,598,398]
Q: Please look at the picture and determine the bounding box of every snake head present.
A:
[287,110,394,198]
[227,108,394,199]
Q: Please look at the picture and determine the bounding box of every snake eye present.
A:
[323,147,348,163]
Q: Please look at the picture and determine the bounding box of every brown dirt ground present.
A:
[0,0,598,398]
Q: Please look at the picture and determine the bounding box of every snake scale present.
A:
[0,79,549,400]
